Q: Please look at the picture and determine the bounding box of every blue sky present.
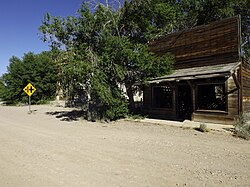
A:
[0,0,94,76]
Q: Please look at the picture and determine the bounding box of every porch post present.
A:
[187,80,196,119]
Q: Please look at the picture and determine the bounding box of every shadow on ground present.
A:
[222,127,235,133]
[46,110,85,122]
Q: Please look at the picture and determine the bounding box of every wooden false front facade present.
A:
[143,16,250,125]
[242,61,250,111]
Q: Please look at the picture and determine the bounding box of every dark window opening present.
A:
[197,84,226,111]
[152,86,173,108]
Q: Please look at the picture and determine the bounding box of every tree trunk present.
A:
[125,83,135,113]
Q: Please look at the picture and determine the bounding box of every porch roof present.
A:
[149,62,240,83]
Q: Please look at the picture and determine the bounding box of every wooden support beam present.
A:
[187,80,196,113]
[232,72,241,89]
[226,88,238,95]
[166,81,175,89]
[187,80,194,89]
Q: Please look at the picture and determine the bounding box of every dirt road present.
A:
[0,105,249,187]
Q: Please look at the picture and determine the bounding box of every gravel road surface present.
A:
[0,105,249,186]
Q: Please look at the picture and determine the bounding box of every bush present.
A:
[234,113,250,140]
[199,123,210,132]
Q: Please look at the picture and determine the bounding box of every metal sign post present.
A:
[29,96,31,113]
[23,83,36,113]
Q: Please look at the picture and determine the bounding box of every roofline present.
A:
[149,16,241,45]
[149,62,241,83]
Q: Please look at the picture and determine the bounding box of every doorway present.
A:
[177,84,193,120]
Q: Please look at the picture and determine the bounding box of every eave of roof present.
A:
[149,62,240,83]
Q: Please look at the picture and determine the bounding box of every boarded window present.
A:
[197,84,226,111]
[152,86,173,108]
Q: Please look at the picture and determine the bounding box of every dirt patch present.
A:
[0,105,249,186]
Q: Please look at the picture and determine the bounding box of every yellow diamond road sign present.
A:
[23,83,36,96]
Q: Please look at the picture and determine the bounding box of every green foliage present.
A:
[39,1,173,121]
[234,113,250,140]
[89,67,129,121]
[120,0,180,42]
[127,114,146,120]
[1,52,58,104]
[0,78,5,102]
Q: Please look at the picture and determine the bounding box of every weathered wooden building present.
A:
[143,16,250,124]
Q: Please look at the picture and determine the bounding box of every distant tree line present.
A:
[0,0,249,120]
[0,52,58,104]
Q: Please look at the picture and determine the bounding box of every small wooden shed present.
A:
[143,16,250,124]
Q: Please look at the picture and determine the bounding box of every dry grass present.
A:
[234,113,250,140]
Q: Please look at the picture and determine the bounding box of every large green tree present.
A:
[0,77,5,101]
[39,1,173,120]
[120,0,180,42]
[1,52,58,104]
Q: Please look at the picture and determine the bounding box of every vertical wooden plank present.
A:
[242,61,250,112]
[187,80,196,112]
[239,65,243,113]
[227,75,239,116]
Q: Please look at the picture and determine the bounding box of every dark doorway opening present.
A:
[177,84,193,120]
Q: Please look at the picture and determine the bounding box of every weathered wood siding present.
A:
[192,112,235,125]
[228,75,239,116]
[242,61,250,112]
[150,16,240,69]
[143,108,177,120]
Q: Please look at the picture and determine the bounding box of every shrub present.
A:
[199,123,210,132]
[234,113,250,140]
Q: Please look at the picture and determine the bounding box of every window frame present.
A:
[195,82,228,112]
